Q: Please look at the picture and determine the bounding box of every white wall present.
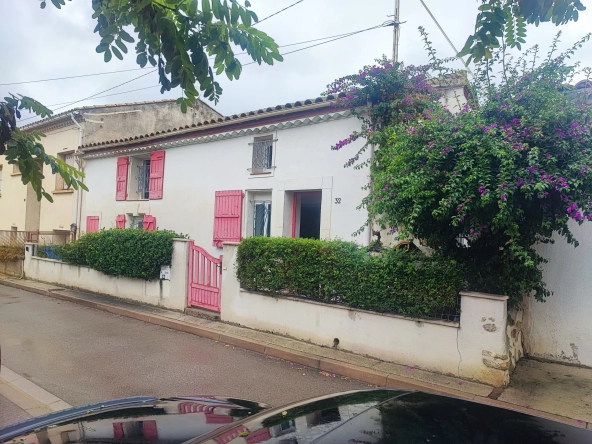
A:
[524,221,592,367]
[81,114,370,256]
[221,243,514,386]
[23,239,190,311]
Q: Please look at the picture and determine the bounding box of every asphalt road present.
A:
[0,284,366,414]
[0,394,31,428]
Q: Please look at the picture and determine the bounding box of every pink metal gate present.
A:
[188,241,223,312]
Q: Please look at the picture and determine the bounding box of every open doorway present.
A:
[292,191,322,239]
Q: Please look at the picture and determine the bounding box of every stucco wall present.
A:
[38,126,81,232]
[81,113,371,256]
[0,125,80,232]
[0,158,28,231]
[0,258,23,277]
[23,239,190,311]
[221,243,513,386]
[524,221,592,367]
[80,100,221,146]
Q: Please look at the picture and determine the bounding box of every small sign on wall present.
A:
[160,265,171,280]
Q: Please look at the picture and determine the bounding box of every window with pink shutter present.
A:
[149,150,165,200]
[213,190,244,247]
[142,421,158,441]
[116,214,126,228]
[86,216,99,233]
[143,214,156,231]
[116,156,129,201]
[113,423,125,439]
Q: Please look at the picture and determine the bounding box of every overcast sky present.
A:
[2,0,590,122]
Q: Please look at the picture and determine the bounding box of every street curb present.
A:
[1,279,587,429]
[0,365,72,416]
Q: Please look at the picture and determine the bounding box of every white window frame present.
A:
[253,200,272,237]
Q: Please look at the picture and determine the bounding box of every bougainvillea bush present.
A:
[328,30,592,304]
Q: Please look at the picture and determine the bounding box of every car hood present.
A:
[193,389,592,444]
[0,395,268,444]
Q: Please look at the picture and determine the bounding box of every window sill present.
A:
[11,173,21,177]
[52,189,75,194]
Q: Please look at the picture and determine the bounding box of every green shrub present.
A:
[60,229,185,280]
[236,237,465,319]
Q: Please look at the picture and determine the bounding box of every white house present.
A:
[79,97,373,255]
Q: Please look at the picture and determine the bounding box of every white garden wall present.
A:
[221,243,516,386]
[23,239,190,311]
[524,221,592,367]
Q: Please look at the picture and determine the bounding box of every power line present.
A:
[243,21,393,66]
[4,29,378,87]
[257,0,304,24]
[418,0,473,76]
[18,22,391,123]
[19,69,157,122]
[0,68,149,87]
[47,85,159,107]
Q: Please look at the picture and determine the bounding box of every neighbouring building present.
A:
[0,99,221,239]
[78,81,468,257]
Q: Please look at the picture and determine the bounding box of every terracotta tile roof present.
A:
[79,94,345,152]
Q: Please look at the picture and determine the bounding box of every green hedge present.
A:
[59,229,184,280]
[236,237,466,319]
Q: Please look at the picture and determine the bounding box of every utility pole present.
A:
[392,0,400,63]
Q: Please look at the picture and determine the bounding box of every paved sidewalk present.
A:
[1,277,590,429]
[0,364,72,428]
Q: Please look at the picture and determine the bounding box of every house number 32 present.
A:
[335,198,342,204]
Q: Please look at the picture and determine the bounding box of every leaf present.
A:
[104,49,112,63]
[50,0,61,9]
[202,0,212,19]
[230,2,239,23]
[137,53,148,67]
[240,7,251,27]
[180,101,187,113]
[96,43,109,53]
[135,0,154,11]
[40,1,46,9]
[457,36,474,58]
[212,0,222,19]
[116,39,128,53]
[119,29,135,43]
[111,46,124,60]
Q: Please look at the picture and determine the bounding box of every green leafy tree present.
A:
[328,30,592,304]
[459,0,586,63]
[2,0,281,200]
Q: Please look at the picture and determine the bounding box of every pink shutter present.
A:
[149,150,165,200]
[213,190,243,247]
[116,214,126,228]
[142,421,158,441]
[86,216,99,233]
[116,157,129,201]
[113,423,124,439]
[143,214,156,231]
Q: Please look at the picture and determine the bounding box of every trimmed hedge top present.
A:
[236,237,465,319]
[59,229,184,280]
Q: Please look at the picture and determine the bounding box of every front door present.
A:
[292,191,322,239]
